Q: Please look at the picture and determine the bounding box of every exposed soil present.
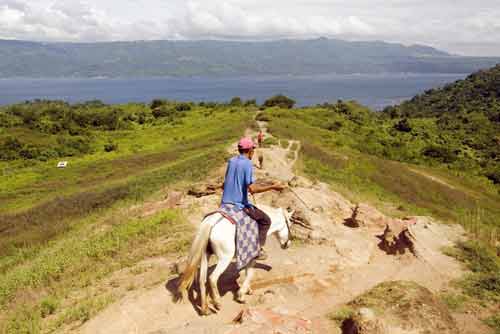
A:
[74,120,486,334]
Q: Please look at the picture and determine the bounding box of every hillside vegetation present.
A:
[0,99,253,332]
[1,38,499,77]
[258,66,500,331]
[1,66,499,332]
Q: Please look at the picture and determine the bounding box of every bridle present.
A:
[251,193,292,249]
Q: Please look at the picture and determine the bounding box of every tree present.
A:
[230,97,242,106]
[150,99,168,110]
[263,95,295,109]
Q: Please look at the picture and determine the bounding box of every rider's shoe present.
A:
[257,248,268,261]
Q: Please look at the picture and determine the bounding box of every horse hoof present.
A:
[236,294,246,304]
[200,307,211,316]
[212,301,222,311]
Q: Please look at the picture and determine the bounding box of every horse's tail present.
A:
[177,214,217,297]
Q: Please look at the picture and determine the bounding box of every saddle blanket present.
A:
[218,203,260,270]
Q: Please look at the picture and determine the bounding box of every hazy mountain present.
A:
[0,38,499,78]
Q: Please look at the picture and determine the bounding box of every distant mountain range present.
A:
[1,38,499,78]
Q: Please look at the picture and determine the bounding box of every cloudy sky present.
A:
[1,0,500,56]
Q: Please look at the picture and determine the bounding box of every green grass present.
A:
[445,241,500,304]
[0,105,251,259]
[264,105,500,323]
[328,306,355,325]
[279,139,289,149]
[264,106,500,245]
[262,137,279,147]
[484,314,500,334]
[1,210,192,333]
[0,102,253,332]
[440,292,468,312]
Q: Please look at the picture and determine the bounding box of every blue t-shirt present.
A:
[221,155,254,209]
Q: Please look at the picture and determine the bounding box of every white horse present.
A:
[178,204,293,315]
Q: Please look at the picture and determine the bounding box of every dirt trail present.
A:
[78,120,468,334]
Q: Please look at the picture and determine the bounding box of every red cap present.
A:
[238,137,256,150]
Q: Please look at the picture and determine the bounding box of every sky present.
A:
[1,0,500,56]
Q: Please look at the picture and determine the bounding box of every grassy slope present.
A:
[0,103,253,333]
[263,104,499,331]
[264,105,500,232]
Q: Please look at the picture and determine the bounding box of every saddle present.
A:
[206,204,260,270]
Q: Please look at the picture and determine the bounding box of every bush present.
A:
[485,169,500,184]
[255,113,270,122]
[422,145,458,163]
[394,118,412,132]
[262,137,279,147]
[263,95,296,109]
[19,144,41,160]
[40,297,58,318]
[0,137,23,160]
[244,99,257,107]
[152,107,173,119]
[325,121,343,131]
[175,102,192,112]
[150,99,168,110]
[104,142,118,153]
[56,136,93,156]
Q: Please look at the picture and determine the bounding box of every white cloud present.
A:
[0,0,499,55]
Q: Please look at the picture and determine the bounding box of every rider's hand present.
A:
[273,182,287,192]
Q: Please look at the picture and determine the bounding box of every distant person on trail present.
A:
[258,131,264,147]
[221,137,285,260]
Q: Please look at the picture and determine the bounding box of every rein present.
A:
[288,187,312,211]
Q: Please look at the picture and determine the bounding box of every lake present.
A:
[0,73,467,109]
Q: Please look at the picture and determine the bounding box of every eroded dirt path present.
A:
[77,120,469,334]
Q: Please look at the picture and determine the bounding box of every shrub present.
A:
[56,136,93,156]
[104,142,118,153]
[263,95,296,109]
[485,169,500,184]
[150,99,168,110]
[40,297,58,318]
[422,145,458,163]
[262,137,279,147]
[153,107,175,119]
[244,99,257,107]
[255,113,270,122]
[325,120,343,131]
[0,137,23,160]
[19,144,41,160]
[394,118,412,132]
[175,102,192,112]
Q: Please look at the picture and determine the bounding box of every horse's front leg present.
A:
[237,262,256,303]
[208,255,232,311]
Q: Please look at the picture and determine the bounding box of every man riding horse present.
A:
[221,137,286,260]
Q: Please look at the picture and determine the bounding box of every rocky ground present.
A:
[76,121,488,334]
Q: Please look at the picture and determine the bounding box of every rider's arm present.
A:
[248,182,285,194]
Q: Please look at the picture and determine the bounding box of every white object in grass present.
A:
[57,161,68,168]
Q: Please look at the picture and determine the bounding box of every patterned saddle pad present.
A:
[217,203,260,270]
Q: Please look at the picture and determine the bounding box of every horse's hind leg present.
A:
[199,251,210,316]
[208,255,232,311]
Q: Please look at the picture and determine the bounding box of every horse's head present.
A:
[277,208,294,249]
